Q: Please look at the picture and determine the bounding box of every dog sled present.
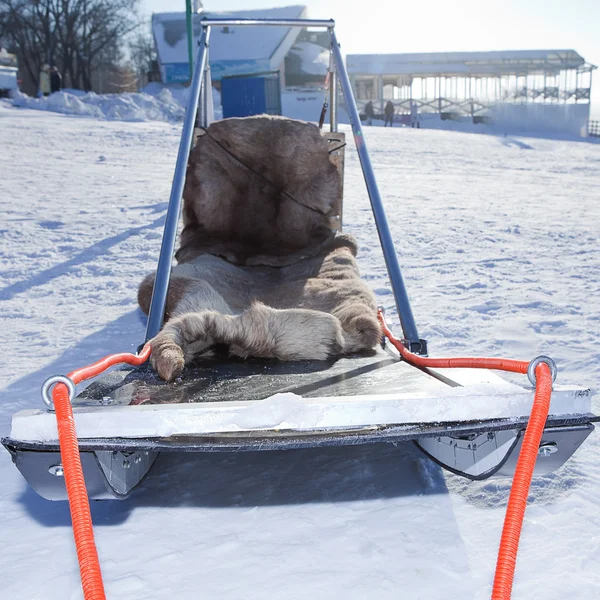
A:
[2,18,598,506]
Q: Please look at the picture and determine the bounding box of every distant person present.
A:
[50,66,62,93]
[384,101,394,127]
[39,64,51,97]
[410,101,419,128]
[364,100,374,125]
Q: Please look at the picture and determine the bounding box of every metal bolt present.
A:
[122,459,131,469]
[48,465,64,477]
[134,455,142,464]
[538,443,558,457]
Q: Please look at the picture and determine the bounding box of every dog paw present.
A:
[340,312,382,353]
[150,339,185,381]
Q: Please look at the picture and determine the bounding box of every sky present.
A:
[142,0,600,118]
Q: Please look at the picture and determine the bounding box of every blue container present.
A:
[221,73,281,118]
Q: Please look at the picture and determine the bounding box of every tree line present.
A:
[0,0,156,96]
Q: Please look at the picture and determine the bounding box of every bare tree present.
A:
[129,26,157,88]
[0,0,141,95]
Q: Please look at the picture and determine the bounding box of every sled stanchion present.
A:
[330,66,338,133]
[377,309,555,600]
[330,32,425,354]
[328,29,338,133]
[145,27,211,342]
[201,55,212,128]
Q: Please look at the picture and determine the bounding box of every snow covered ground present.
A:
[1,100,599,599]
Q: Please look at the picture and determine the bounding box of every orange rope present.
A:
[51,344,152,600]
[377,309,553,600]
[53,314,553,600]
[492,362,552,599]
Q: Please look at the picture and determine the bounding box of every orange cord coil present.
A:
[491,362,552,599]
[377,309,553,600]
[51,315,554,600]
[50,344,152,600]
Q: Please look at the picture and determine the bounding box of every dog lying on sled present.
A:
[138,116,381,381]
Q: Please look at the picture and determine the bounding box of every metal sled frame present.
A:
[3,19,598,500]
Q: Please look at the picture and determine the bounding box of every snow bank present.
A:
[141,82,223,120]
[9,84,225,123]
[7,84,596,141]
[288,41,330,76]
[11,88,185,122]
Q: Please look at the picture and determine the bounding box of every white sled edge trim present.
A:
[10,385,593,443]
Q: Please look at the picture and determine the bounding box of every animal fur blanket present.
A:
[138,116,381,381]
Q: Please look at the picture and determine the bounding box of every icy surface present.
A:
[1,103,600,599]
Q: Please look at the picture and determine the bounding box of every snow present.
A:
[1,102,600,599]
[287,41,330,75]
[10,88,186,122]
[7,85,224,123]
[152,5,305,65]
[7,85,596,143]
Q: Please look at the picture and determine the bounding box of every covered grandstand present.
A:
[346,50,596,135]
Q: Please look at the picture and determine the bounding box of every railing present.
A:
[589,120,600,137]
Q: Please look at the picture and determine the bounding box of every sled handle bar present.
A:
[199,18,335,28]
[145,22,426,355]
[144,27,211,341]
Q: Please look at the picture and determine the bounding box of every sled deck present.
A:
[2,17,598,500]
[3,349,597,499]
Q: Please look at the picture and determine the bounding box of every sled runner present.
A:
[3,352,597,499]
[2,18,598,501]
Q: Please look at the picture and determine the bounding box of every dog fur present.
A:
[139,116,381,381]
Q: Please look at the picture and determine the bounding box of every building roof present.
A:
[152,5,306,80]
[347,50,596,77]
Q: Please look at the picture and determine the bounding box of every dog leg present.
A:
[149,310,220,381]
[228,303,344,361]
[149,303,344,381]
[138,274,233,321]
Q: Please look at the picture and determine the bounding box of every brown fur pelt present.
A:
[177,115,340,266]
[139,116,381,381]
[139,234,381,381]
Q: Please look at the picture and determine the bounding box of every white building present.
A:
[152,5,328,87]
[347,50,596,136]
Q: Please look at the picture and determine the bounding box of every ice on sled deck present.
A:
[2,22,597,500]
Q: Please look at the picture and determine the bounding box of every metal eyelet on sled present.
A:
[41,375,77,411]
[527,356,558,388]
